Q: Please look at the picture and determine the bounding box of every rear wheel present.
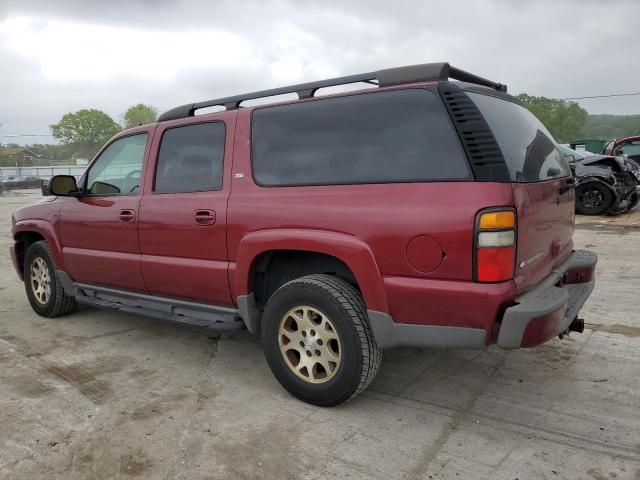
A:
[261,274,382,406]
[575,182,614,215]
[24,241,77,317]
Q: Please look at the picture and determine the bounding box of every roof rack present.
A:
[157,62,507,122]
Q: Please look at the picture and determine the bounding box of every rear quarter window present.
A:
[467,92,571,182]
[251,89,471,186]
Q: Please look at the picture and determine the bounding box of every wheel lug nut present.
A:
[301,331,306,337]
[310,329,316,336]
[315,350,321,356]
[306,351,312,357]
[300,341,305,347]
[317,339,323,346]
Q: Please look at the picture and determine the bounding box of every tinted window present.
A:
[251,89,471,186]
[468,92,571,182]
[154,122,225,193]
[86,133,147,195]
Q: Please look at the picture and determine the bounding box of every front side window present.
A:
[467,92,571,182]
[86,134,148,195]
[154,122,225,194]
[251,89,471,186]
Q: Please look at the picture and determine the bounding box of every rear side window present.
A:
[251,89,471,186]
[154,122,225,194]
[467,92,571,182]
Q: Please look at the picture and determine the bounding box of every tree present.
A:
[122,103,158,129]
[581,114,640,139]
[50,109,121,158]
[516,94,588,143]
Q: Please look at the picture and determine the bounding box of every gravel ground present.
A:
[1,190,639,480]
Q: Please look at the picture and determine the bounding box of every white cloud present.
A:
[0,0,640,145]
[0,16,256,84]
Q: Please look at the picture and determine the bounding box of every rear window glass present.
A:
[251,89,471,186]
[467,92,571,182]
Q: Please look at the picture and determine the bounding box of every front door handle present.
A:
[194,209,216,226]
[119,209,136,223]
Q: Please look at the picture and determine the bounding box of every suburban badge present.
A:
[519,252,545,268]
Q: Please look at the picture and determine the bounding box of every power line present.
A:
[562,92,640,100]
[1,134,53,137]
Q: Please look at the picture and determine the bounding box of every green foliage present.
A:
[122,104,158,129]
[581,114,640,140]
[50,109,121,158]
[516,94,588,143]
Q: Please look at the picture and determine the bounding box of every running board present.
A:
[57,271,245,332]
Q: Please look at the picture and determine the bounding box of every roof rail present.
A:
[157,62,507,122]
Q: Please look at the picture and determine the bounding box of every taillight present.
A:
[474,209,516,282]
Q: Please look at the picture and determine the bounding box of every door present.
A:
[138,119,234,306]
[59,132,151,291]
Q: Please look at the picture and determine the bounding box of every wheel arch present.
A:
[13,221,64,279]
[233,229,389,333]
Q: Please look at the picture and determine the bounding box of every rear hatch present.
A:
[467,91,575,293]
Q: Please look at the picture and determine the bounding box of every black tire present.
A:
[575,182,614,215]
[625,192,640,213]
[23,241,77,317]
[261,274,382,406]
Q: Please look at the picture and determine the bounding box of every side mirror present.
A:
[49,175,79,196]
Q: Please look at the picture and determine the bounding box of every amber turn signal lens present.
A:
[479,211,515,229]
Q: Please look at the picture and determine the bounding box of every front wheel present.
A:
[261,274,382,406]
[24,241,77,317]
[575,182,614,215]
[625,192,640,213]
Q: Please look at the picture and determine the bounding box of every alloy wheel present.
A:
[30,257,51,305]
[278,305,342,384]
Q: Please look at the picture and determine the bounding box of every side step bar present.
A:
[57,271,246,332]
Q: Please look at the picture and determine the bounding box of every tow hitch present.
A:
[559,318,585,339]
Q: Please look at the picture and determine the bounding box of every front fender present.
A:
[13,219,65,270]
[233,229,390,314]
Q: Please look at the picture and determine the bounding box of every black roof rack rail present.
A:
[157,62,507,122]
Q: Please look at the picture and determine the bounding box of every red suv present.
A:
[10,63,597,406]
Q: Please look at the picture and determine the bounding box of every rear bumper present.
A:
[497,250,597,349]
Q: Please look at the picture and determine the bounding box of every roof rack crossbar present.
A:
[157,62,506,122]
[448,65,507,93]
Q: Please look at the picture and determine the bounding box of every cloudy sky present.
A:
[1,0,639,144]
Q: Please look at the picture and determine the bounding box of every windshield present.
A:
[467,92,571,182]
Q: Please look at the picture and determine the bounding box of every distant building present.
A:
[71,152,89,165]
[0,147,43,164]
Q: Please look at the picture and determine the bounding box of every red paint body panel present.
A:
[603,135,640,155]
[512,180,575,294]
[383,276,515,333]
[58,189,146,292]
[12,205,64,276]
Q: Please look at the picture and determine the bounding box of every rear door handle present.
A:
[119,209,136,223]
[194,209,216,226]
